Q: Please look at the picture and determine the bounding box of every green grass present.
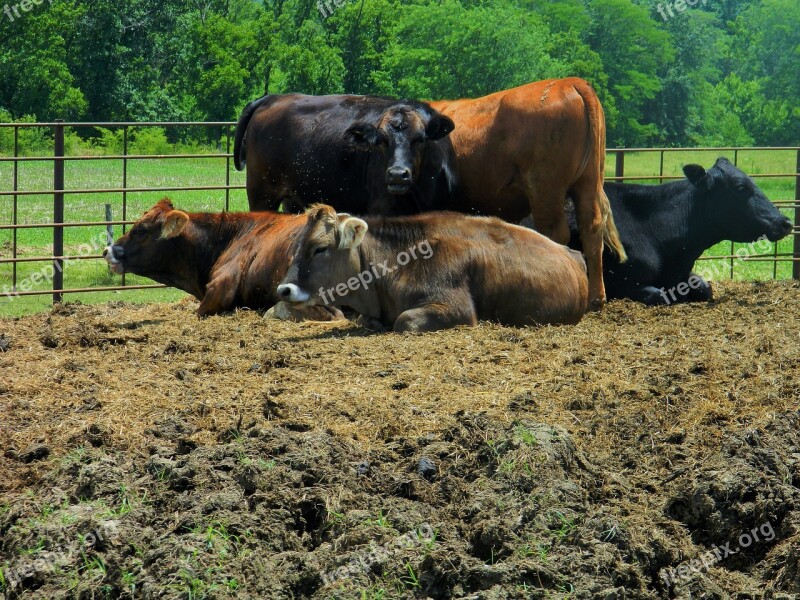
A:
[0,148,796,316]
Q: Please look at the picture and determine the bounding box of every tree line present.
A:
[0,0,797,148]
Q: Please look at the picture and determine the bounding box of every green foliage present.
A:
[129,128,172,155]
[0,0,796,147]
[373,0,563,99]
[587,0,675,144]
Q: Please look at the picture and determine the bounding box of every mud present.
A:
[1,280,799,599]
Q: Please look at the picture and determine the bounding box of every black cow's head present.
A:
[345,103,454,195]
[684,158,792,242]
[103,198,190,279]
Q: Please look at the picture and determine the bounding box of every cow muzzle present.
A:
[386,166,412,194]
[276,283,311,304]
[103,245,125,275]
[770,217,794,241]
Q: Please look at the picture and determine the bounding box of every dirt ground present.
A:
[1,280,799,599]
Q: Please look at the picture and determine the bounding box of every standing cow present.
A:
[430,77,626,309]
[566,158,793,305]
[275,205,588,332]
[233,94,456,216]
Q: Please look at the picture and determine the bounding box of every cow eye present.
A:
[313,246,328,257]
[131,226,147,238]
[736,184,748,193]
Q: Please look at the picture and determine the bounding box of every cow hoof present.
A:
[589,298,606,311]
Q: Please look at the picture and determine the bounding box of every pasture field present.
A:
[0,148,797,316]
[1,280,799,598]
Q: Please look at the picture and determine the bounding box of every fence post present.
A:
[105,204,114,245]
[53,120,65,304]
[225,125,231,212]
[12,126,18,293]
[121,126,128,287]
[615,150,625,183]
[794,148,800,280]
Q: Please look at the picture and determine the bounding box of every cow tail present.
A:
[575,81,627,263]
[599,186,627,262]
[233,96,268,171]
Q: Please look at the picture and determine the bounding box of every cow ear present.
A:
[306,204,336,223]
[683,164,707,187]
[338,217,368,249]
[425,114,455,140]
[346,123,380,146]
[160,210,189,239]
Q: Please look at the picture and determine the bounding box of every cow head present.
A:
[103,199,190,278]
[684,158,792,242]
[276,204,367,307]
[345,103,454,195]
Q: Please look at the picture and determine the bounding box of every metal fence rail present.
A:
[1,121,799,306]
[1,121,242,303]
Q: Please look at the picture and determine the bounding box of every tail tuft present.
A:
[599,188,627,262]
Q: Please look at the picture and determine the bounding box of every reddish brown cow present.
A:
[430,77,626,308]
[276,205,588,332]
[103,198,342,319]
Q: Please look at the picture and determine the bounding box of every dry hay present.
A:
[0,280,799,598]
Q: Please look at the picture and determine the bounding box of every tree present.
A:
[0,1,87,120]
[586,0,674,145]
[373,0,565,100]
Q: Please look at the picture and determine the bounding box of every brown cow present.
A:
[276,205,588,332]
[430,77,626,309]
[103,198,342,320]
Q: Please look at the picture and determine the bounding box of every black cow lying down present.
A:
[563,158,792,305]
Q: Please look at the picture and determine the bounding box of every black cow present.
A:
[565,158,793,305]
[233,94,456,216]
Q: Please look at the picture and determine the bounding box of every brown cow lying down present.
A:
[276,205,588,332]
[103,198,343,320]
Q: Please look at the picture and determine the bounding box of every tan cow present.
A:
[276,205,588,332]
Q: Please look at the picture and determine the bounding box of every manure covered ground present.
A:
[1,280,799,599]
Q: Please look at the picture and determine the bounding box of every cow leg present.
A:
[393,298,477,333]
[633,286,673,306]
[570,180,606,310]
[526,184,571,245]
[264,302,346,322]
[636,275,713,306]
[198,264,241,316]
[685,273,713,302]
[246,171,280,212]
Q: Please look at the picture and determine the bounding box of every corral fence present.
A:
[1,120,799,308]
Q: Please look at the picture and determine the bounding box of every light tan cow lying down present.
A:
[276,205,589,333]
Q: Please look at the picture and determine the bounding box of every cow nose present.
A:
[277,283,311,304]
[387,167,411,182]
[104,245,124,260]
[782,217,793,234]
